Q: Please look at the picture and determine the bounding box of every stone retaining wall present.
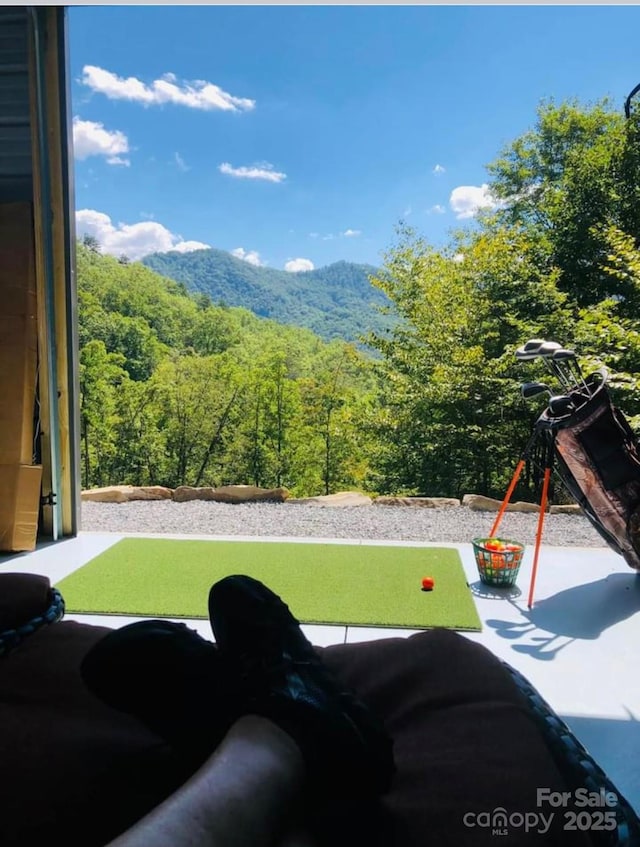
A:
[80,485,582,514]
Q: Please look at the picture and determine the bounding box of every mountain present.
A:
[141,248,393,344]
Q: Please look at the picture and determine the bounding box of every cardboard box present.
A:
[0,464,42,552]
[0,315,38,465]
[0,202,38,466]
[1,283,37,320]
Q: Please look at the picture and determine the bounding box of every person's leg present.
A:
[106,714,313,847]
[208,575,396,847]
[81,620,236,769]
[208,574,395,800]
[82,579,394,847]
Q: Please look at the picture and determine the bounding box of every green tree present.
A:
[488,99,640,307]
[225,351,305,490]
[367,225,571,498]
[150,354,245,487]
[79,340,127,488]
[110,379,166,486]
[367,98,640,498]
[189,304,241,356]
[82,233,100,253]
[298,345,373,495]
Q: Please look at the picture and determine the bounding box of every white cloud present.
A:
[314,230,362,240]
[75,209,210,261]
[433,164,446,174]
[171,240,210,254]
[174,152,190,172]
[231,247,265,267]
[218,162,286,183]
[449,184,498,219]
[284,258,314,272]
[427,204,446,215]
[403,206,412,217]
[81,65,255,112]
[72,117,130,166]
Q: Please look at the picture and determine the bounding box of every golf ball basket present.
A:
[472,538,524,587]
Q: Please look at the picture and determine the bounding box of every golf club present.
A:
[523,338,546,352]
[515,347,541,361]
[520,381,552,400]
[515,338,547,360]
[552,349,591,396]
[537,341,573,392]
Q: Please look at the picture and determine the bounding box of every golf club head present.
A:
[516,339,547,360]
[551,348,577,361]
[515,345,543,361]
[538,341,563,358]
[521,381,551,399]
[548,395,576,416]
[523,338,547,352]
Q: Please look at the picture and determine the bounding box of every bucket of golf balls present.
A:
[472,537,524,587]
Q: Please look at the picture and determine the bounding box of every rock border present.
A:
[80,485,583,514]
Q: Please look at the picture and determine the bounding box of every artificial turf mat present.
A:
[56,539,481,631]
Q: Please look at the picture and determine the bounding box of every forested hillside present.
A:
[78,243,381,495]
[79,96,640,502]
[142,249,394,344]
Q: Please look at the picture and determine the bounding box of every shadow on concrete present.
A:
[469,580,522,601]
[484,572,640,660]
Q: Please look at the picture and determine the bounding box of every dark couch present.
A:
[1,573,638,846]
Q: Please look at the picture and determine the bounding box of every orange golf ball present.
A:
[421,576,435,591]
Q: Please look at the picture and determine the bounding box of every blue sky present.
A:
[70,5,640,271]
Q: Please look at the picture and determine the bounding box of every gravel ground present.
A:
[81,500,608,547]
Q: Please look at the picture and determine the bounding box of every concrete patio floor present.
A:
[2,531,639,813]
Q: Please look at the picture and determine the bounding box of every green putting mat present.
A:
[56,539,481,630]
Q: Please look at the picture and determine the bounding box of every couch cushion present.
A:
[0,573,597,846]
[320,631,592,846]
[0,572,51,630]
[0,620,189,847]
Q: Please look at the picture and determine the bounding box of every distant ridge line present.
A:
[142,247,394,344]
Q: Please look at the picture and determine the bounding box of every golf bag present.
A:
[535,370,640,571]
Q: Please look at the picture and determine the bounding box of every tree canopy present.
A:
[78,94,640,503]
[367,96,640,498]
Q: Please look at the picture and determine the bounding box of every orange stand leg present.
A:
[527,466,551,609]
[489,459,525,538]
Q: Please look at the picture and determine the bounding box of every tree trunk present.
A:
[194,388,240,486]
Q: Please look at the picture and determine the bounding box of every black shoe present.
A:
[207,575,395,800]
[80,620,237,766]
